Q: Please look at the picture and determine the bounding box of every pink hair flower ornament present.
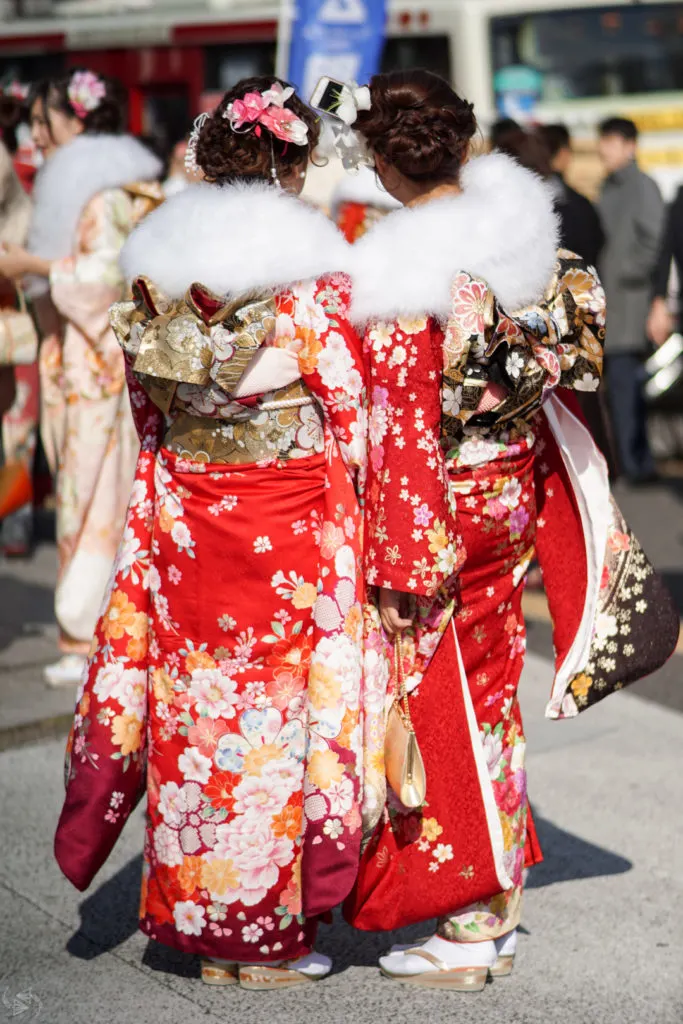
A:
[68,71,106,120]
[223,82,308,146]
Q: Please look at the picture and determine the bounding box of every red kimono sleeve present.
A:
[291,273,367,489]
[364,317,463,597]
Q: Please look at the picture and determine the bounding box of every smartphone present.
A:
[310,77,348,119]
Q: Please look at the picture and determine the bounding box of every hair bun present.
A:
[195,76,319,186]
[355,70,477,183]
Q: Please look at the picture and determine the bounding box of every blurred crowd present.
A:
[489,113,679,486]
[0,67,681,686]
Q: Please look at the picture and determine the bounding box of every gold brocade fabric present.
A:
[441,251,606,443]
[110,278,326,464]
[109,281,279,413]
[164,381,324,465]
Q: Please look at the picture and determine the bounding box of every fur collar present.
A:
[120,180,351,298]
[28,134,162,264]
[330,166,401,216]
[350,153,560,321]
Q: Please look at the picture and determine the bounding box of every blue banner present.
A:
[285,0,386,105]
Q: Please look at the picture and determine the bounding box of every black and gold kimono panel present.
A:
[568,497,679,712]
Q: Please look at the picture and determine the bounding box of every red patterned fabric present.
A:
[349,258,606,937]
[534,398,589,681]
[55,276,369,963]
[348,443,540,932]
[337,201,370,244]
[364,317,463,597]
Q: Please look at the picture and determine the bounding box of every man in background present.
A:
[598,117,664,484]
[539,123,604,267]
[648,186,683,347]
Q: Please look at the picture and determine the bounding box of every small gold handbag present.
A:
[384,632,427,809]
[0,288,39,367]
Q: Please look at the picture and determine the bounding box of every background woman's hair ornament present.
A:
[67,71,106,120]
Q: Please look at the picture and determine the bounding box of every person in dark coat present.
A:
[598,117,665,484]
[539,123,605,267]
[647,186,683,346]
[492,121,618,477]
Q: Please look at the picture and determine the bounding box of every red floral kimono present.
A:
[54,182,369,964]
[344,155,677,941]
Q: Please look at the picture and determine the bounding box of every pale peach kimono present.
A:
[48,184,160,652]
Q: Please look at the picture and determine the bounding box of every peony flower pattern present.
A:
[61,272,367,964]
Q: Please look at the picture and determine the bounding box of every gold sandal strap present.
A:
[238,963,316,988]
[401,947,451,972]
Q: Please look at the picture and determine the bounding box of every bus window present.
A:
[382,35,451,81]
[491,4,683,101]
[204,42,276,93]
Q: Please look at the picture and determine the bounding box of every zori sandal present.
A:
[238,952,332,991]
[490,930,518,978]
[200,959,239,986]
[379,936,497,991]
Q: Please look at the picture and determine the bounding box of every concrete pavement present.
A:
[1,478,682,1021]
[1,652,682,1024]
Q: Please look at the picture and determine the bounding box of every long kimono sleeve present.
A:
[289,274,367,490]
[364,317,462,597]
[50,189,130,349]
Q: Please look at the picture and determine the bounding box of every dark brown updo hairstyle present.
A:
[355,69,477,183]
[0,93,25,155]
[46,69,127,135]
[196,76,320,186]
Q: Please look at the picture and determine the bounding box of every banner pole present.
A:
[275,0,294,80]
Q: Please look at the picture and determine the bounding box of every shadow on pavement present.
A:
[64,812,632,976]
[0,575,54,653]
[527,814,632,889]
[66,855,142,961]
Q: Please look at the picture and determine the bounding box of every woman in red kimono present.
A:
[54,78,368,989]
[331,164,400,242]
[342,70,611,988]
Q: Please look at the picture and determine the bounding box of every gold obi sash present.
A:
[110,280,325,464]
[164,379,323,465]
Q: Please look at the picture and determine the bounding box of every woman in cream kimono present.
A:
[0,69,162,685]
[0,92,35,555]
[54,78,369,989]
[342,70,677,990]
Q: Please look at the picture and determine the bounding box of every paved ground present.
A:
[0,479,682,1023]
[1,653,682,1024]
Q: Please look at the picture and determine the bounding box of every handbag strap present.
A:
[394,632,415,733]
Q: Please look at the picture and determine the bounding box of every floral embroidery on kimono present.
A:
[349,253,608,940]
[364,315,463,597]
[56,270,369,963]
[48,186,158,651]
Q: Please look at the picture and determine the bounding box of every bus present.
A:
[462,0,683,198]
[2,0,683,195]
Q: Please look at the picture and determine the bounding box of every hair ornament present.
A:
[1,82,29,101]
[67,70,106,121]
[185,111,210,175]
[222,82,309,146]
[332,83,372,126]
[310,79,372,172]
